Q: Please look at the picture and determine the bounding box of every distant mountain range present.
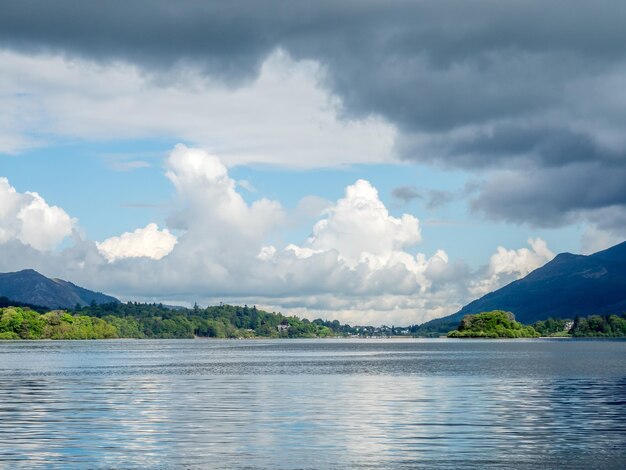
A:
[417,240,626,335]
[0,269,119,309]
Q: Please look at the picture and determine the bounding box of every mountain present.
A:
[0,269,119,309]
[417,241,626,335]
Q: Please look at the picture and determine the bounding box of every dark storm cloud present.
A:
[471,161,626,229]
[2,1,625,108]
[2,0,626,228]
[441,126,615,169]
[584,206,626,233]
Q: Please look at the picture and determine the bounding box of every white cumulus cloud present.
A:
[0,177,75,251]
[165,144,285,247]
[303,179,422,268]
[96,223,177,262]
[259,178,454,308]
[471,238,555,295]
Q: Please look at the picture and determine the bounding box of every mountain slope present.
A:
[0,269,119,309]
[418,241,626,334]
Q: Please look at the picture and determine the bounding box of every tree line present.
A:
[2,301,625,340]
[75,301,354,338]
[0,307,116,340]
[0,302,361,339]
[533,314,626,337]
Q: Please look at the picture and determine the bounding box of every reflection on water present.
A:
[0,339,624,469]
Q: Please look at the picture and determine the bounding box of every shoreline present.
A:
[3,336,625,342]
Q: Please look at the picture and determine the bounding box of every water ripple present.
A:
[0,339,624,469]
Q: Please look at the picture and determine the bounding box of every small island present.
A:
[447,310,539,338]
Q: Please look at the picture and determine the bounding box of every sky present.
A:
[1,0,625,325]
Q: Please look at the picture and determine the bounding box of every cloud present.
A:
[253,179,462,314]
[236,179,256,193]
[96,223,177,261]
[580,226,624,255]
[302,179,422,268]
[164,144,285,242]
[425,190,455,210]
[470,162,626,230]
[392,186,422,203]
[491,238,554,277]
[582,205,626,234]
[292,195,333,220]
[0,49,395,167]
[257,245,276,261]
[0,177,75,251]
[470,238,555,296]
[392,186,455,210]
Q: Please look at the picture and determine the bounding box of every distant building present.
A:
[277,324,289,332]
[564,321,574,331]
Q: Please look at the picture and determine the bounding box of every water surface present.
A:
[0,339,624,469]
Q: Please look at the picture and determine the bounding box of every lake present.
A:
[0,339,624,469]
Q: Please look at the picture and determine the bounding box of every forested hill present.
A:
[0,302,359,339]
[72,302,355,338]
[0,296,47,312]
